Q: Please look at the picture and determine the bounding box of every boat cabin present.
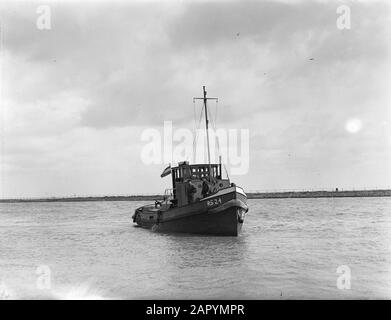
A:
[168,161,231,207]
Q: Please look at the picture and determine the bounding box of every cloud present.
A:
[1,0,390,196]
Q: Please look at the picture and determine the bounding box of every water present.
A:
[0,198,390,299]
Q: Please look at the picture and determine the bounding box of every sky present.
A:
[0,0,390,198]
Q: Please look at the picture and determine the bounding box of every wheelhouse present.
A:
[171,162,222,185]
[168,161,230,207]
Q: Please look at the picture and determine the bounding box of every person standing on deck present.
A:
[187,180,197,203]
[201,178,210,198]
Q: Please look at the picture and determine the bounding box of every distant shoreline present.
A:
[1,189,390,203]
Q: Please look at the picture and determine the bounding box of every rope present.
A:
[192,99,197,162]
[207,100,229,180]
[208,100,221,160]
[193,98,227,179]
[193,101,204,162]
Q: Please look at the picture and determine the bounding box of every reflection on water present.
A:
[158,235,249,299]
[1,198,391,299]
[163,234,248,268]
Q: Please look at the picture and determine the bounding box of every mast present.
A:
[194,86,218,181]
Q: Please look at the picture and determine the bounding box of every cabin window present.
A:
[171,163,222,184]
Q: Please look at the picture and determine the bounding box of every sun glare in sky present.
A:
[345,118,363,134]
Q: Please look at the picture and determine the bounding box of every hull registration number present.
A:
[206,197,222,207]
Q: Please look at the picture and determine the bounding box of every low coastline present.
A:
[1,189,390,203]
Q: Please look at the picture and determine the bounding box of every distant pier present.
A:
[0,195,161,203]
[0,189,390,203]
[247,189,391,199]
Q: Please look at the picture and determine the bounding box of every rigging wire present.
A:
[192,98,197,137]
[193,95,230,180]
[192,99,197,162]
[192,100,204,163]
[208,99,230,181]
[208,100,221,160]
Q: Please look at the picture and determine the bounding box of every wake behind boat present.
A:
[132,87,248,236]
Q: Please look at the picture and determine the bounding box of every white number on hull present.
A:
[206,197,222,207]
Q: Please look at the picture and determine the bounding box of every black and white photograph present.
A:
[0,0,390,307]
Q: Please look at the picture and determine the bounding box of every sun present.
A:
[345,118,362,134]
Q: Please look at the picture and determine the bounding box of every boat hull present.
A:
[132,187,248,236]
[152,206,245,236]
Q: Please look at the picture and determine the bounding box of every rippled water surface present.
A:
[1,198,391,299]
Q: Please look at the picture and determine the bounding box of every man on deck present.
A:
[186,180,197,203]
[201,178,210,198]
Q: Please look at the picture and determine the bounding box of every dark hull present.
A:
[153,206,244,236]
[133,187,248,236]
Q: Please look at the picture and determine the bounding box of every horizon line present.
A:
[1,187,391,201]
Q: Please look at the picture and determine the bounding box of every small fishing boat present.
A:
[132,87,248,236]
